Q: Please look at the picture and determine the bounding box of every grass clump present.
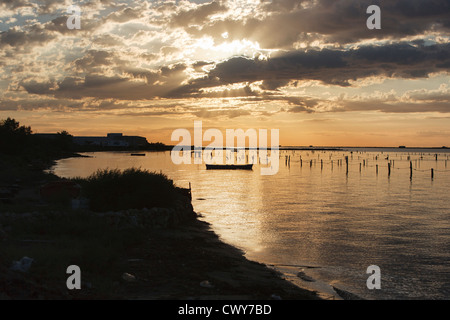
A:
[74,168,177,212]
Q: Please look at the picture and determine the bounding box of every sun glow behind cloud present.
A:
[190,37,274,61]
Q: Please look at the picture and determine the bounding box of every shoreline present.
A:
[0,210,322,300]
[0,154,323,300]
[112,216,322,300]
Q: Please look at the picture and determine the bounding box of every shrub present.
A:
[0,117,32,155]
[75,168,176,212]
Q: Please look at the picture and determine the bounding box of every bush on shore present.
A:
[74,168,177,212]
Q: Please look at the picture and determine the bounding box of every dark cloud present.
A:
[19,79,55,95]
[83,75,127,88]
[0,0,32,9]
[203,43,450,88]
[92,34,124,47]
[260,79,291,91]
[139,52,158,62]
[193,85,260,99]
[18,61,189,100]
[170,1,228,27]
[285,96,318,108]
[261,0,310,12]
[105,7,143,23]
[163,76,222,98]
[160,63,187,76]
[73,50,114,72]
[124,63,187,85]
[288,105,312,113]
[124,68,160,84]
[0,0,116,14]
[44,16,72,34]
[192,60,214,71]
[186,0,450,48]
[0,26,56,48]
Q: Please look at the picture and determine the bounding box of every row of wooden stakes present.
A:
[283,155,439,179]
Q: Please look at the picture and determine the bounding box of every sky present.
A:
[0,0,449,147]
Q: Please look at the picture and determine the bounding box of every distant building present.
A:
[34,132,149,148]
[73,133,148,147]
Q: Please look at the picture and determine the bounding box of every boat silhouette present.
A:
[206,164,253,170]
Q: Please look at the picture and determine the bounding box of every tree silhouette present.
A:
[0,117,32,154]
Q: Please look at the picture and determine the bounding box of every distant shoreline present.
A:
[140,145,449,150]
[280,146,449,150]
[74,146,450,153]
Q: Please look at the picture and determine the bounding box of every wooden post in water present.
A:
[388,162,391,177]
[376,164,378,175]
[410,161,413,180]
[188,182,192,199]
[431,168,434,180]
[321,159,323,171]
[345,156,349,175]
[310,160,313,168]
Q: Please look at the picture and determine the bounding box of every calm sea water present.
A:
[51,148,450,300]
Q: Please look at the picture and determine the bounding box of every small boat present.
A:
[130,153,146,156]
[206,164,253,170]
